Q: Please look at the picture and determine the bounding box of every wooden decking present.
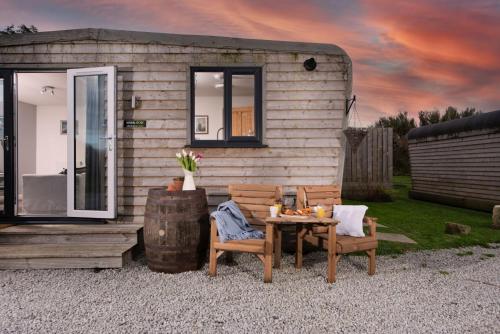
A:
[0,224,143,269]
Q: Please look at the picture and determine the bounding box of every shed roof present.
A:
[0,28,349,56]
[408,110,500,140]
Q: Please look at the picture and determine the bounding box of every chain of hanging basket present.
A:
[343,97,367,152]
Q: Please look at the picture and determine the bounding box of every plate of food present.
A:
[279,207,313,219]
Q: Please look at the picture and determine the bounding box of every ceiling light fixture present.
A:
[40,85,55,95]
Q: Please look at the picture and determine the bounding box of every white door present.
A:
[67,66,116,218]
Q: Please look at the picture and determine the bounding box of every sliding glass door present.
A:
[0,70,14,217]
[67,67,116,218]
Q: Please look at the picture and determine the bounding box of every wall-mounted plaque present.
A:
[123,120,147,128]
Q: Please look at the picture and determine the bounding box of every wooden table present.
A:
[265,216,339,283]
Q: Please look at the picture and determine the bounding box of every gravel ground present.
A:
[1,245,499,334]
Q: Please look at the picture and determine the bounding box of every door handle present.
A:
[0,136,9,151]
[99,136,114,151]
[216,128,224,141]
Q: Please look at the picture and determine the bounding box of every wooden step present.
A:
[0,224,143,244]
[0,224,143,269]
[0,224,143,234]
[0,243,134,269]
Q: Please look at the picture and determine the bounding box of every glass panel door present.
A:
[0,70,14,217]
[0,77,5,215]
[67,67,116,218]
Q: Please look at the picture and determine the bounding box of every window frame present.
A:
[189,66,264,148]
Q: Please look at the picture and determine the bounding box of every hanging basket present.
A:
[343,127,367,152]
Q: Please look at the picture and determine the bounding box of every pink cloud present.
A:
[1,0,498,125]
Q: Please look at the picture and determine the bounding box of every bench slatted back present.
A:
[296,185,342,218]
[228,184,282,225]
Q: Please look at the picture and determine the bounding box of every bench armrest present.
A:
[210,217,219,243]
[363,216,378,238]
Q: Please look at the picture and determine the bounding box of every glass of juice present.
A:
[274,201,282,215]
[315,205,325,219]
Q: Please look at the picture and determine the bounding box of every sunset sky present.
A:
[1,0,499,124]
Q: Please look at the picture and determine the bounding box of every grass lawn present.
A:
[344,176,500,255]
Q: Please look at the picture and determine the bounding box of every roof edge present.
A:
[407,110,500,140]
[0,28,349,56]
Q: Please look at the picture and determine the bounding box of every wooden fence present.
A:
[342,127,393,197]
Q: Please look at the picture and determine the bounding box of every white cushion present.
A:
[333,205,368,237]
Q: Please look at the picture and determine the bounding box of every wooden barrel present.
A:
[144,188,209,273]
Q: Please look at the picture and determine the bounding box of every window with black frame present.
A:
[190,67,263,147]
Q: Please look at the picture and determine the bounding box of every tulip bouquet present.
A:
[175,150,203,191]
[176,149,202,172]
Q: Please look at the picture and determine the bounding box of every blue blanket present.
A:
[210,200,264,243]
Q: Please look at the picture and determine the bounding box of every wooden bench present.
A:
[208,184,282,283]
[296,185,378,275]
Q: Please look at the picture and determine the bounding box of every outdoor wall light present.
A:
[303,58,317,71]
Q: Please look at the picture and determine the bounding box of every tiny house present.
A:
[0,28,352,225]
[408,110,500,211]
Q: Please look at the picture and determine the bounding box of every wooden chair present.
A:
[209,184,282,283]
[296,185,378,275]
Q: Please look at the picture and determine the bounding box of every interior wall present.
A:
[194,95,253,140]
[35,105,67,174]
[195,96,223,140]
[16,72,87,193]
[17,102,37,193]
[233,95,254,108]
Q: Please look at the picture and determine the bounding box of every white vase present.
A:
[182,169,196,191]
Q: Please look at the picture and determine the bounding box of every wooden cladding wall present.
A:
[342,128,393,194]
[408,129,500,211]
[0,41,351,223]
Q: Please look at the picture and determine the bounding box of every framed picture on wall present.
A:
[60,120,67,134]
[195,115,209,134]
[60,120,79,135]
